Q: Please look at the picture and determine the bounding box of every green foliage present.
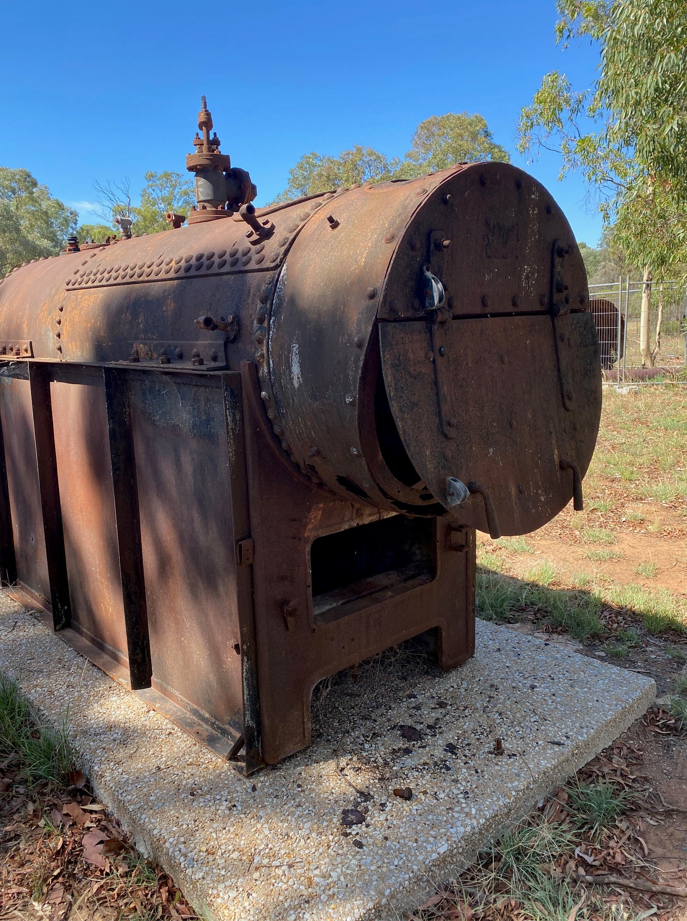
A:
[518,0,687,275]
[0,167,77,277]
[273,112,509,202]
[0,675,72,785]
[132,171,194,235]
[76,223,115,244]
[398,112,510,177]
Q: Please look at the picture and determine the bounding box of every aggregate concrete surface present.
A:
[0,591,655,921]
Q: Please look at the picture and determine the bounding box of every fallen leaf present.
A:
[63,802,89,825]
[68,770,87,788]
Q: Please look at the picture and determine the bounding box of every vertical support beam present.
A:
[228,366,264,774]
[616,275,623,379]
[28,363,71,630]
[0,396,17,585]
[103,368,152,691]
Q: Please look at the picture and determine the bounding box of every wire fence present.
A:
[588,277,687,384]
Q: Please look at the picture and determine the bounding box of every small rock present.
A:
[341,808,365,826]
[393,787,413,801]
[400,725,421,742]
[352,839,364,849]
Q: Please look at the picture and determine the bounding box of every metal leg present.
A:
[28,364,71,630]
[0,404,17,585]
[103,368,152,691]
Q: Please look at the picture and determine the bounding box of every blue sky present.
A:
[0,0,605,245]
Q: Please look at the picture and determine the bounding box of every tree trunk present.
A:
[651,281,664,367]
[639,266,653,367]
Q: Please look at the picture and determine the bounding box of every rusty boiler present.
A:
[0,99,601,773]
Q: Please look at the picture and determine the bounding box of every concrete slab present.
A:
[0,591,655,921]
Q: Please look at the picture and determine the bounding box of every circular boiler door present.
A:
[378,162,602,536]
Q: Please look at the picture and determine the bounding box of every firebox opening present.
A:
[310,515,435,623]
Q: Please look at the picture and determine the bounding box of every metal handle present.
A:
[467,481,501,540]
[559,459,584,511]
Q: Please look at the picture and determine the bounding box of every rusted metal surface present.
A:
[0,101,601,771]
[589,297,625,369]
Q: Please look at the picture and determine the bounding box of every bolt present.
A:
[327,215,340,229]
[192,356,204,366]
[159,354,170,364]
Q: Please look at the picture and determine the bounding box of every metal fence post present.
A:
[622,275,629,384]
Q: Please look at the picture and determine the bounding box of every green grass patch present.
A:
[604,642,630,658]
[524,561,557,586]
[476,568,603,640]
[674,674,687,697]
[567,780,635,839]
[581,527,616,545]
[625,510,645,522]
[634,561,658,578]
[0,675,72,785]
[666,643,687,662]
[669,696,687,734]
[584,549,622,561]
[605,584,687,634]
[496,536,534,554]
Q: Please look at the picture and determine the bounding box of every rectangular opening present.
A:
[310,515,435,623]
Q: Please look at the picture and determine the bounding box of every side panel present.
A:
[130,375,243,729]
[0,375,50,600]
[51,380,128,658]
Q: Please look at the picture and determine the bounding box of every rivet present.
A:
[184,254,193,263]
[159,354,170,364]
[183,264,192,274]
[176,348,183,359]
[426,350,434,361]
[280,439,290,451]
[260,391,270,402]
[509,419,517,429]
[270,253,279,263]
[442,193,452,205]
[512,295,520,307]
[516,178,523,190]
[242,254,252,266]
[255,254,265,264]
[267,409,275,419]
[481,295,489,308]
[147,260,154,268]
[55,331,61,339]
[354,335,364,349]
[164,258,173,266]
[308,446,320,457]
[479,174,487,187]
[287,224,298,233]
[229,256,239,267]
[241,246,250,257]
[56,317,61,325]
[229,248,239,257]
[539,294,547,307]
[367,287,377,300]
[205,260,214,271]
[259,291,269,304]
[254,243,265,254]
[438,346,446,357]
[384,232,395,243]
[192,349,200,358]
[56,344,62,352]
[210,350,218,362]
[217,250,226,259]
[256,350,265,362]
[273,424,283,436]
[279,237,289,247]
[345,394,355,404]
[257,310,267,325]
[518,484,525,494]
[350,446,360,456]
[217,259,226,269]
[255,330,265,344]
